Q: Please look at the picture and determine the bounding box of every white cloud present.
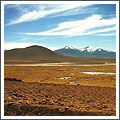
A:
[22,14,116,36]
[6,4,92,26]
[94,33,116,36]
[15,37,31,41]
[4,42,59,51]
[84,26,116,35]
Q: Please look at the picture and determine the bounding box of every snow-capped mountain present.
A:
[62,46,76,49]
[79,46,114,52]
[55,46,116,59]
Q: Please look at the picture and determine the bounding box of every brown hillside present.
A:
[4,45,64,60]
[4,45,116,64]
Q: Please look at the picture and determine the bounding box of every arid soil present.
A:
[4,81,116,116]
[4,65,116,116]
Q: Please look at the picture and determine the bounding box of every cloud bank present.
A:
[6,4,92,26]
[22,14,116,36]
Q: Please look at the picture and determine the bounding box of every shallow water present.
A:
[81,72,116,75]
[58,77,71,79]
[69,81,75,84]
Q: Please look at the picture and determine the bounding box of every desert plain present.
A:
[4,62,116,116]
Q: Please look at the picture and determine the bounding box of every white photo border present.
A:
[1,1,119,119]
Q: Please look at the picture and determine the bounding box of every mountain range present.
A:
[55,46,116,59]
[4,45,115,64]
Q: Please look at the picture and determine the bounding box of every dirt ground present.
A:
[4,65,116,116]
[4,81,116,116]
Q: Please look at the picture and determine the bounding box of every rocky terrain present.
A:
[4,81,116,116]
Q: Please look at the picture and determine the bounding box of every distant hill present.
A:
[4,45,116,64]
[55,46,116,59]
[4,45,66,61]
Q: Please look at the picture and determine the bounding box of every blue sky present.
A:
[4,2,116,51]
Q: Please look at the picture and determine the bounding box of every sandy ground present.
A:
[4,81,116,116]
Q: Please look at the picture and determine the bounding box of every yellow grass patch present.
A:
[4,65,116,88]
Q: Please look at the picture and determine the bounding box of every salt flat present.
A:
[4,62,116,66]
